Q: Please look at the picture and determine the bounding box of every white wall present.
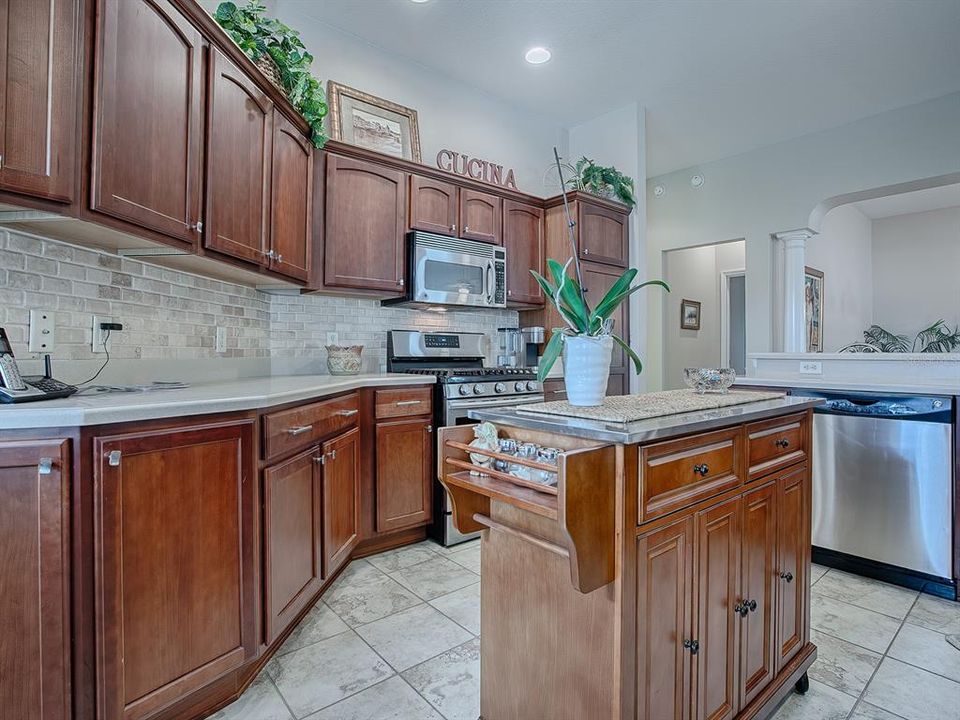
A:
[871,207,960,338]
[272,1,563,195]
[662,241,745,389]
[645,92,960,389]
[805,204,874,351]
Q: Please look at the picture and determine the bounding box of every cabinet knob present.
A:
[106,450,122,467]
[779,571,794,583]
[464,226,470,233]
[450,224,457,233]
[693,463,709,476]
[682,639,700,655]
[38,457,54,475]
[734,601,750,618]
[425,424,433,433]
[583,248,590,255]
[775,438,790,449]
[747,599,758,613]
[276,253,283,263]
[398,278,405,287]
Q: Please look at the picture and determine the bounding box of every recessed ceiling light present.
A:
[410,0,431,3]
[524,47,552,65]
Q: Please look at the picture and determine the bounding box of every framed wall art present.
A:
[804,266,824,352]
[328,81,422,161]
[680,299,701,331]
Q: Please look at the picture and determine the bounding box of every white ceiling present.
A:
[853,183,960,219]
[281,0,960,177]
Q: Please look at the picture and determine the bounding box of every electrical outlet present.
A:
[215,327,227,354]
[326,332,339,346]
[28,309,56,353]
[91,315,114,354]
[799,361,822,375]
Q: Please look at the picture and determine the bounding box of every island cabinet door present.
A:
[775,465,810,673]
[737,482,778,708]
[93,420,257,720]
[263,446,324,645]
[322,427,361,576]
[409,174,458,235]
[635,517,694,720]
[694,496,741,720]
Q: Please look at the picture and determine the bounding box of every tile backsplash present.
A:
[0,229,517,381]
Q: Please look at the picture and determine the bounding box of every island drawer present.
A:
[639,427,743,523]
[263,392,359,461]
[375,387,432,419]
[745,412,808,480]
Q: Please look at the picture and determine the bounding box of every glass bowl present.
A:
[326,345,363,375]
[683,367,737,394]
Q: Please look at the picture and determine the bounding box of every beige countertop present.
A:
[0,374,435,429]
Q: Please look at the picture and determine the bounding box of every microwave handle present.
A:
[485,261,494,305]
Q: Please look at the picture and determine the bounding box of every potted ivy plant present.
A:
[567,156,637,208]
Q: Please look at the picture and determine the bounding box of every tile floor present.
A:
[212,541,960,720]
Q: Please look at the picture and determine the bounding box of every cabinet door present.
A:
[582,261,629,374]
[775,465,809,672]
[0,439,70,720]
[503,199,544,306]
[264,446,323,645]
[325,155,406,292]
[205,48,273,266]
[375,418,433,533]
[410,175,457,235]
[578,199,628,266]
[459,187,502,244]
[269,112,313,282]
[543,378,567,402]
[694,496,741,720]
[94,420,256,720]
[322,427,360,575]
[636,517,693,720]
[92,0,203,245]
[738,483,777,708]
[0,0,78,202]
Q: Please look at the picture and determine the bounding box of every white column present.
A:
[772,229,815,353]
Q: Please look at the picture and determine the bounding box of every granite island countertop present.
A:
[469,394,823,444]
[0,373,435,429]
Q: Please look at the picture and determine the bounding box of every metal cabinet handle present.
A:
[106,450,122,467]
[188,220,204,233]
[314,455,325,465]
[775,438,790,449]
[583,248,590,255]
[425,424,433,433]
[464,226,470,233]
[287,425,313,436]
[693,463,710,476]
[276,253,283,263]
[337,409,359,417]
[396,400,422,406]
[398,278,405,287]
[780,571,794,583]
[450,223,457,233]
[266,250,275,260]
[328,449,337,460]
[38,457,54,475]
[683,639,700,655]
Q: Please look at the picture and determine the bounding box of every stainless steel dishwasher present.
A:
[795,390,953,581]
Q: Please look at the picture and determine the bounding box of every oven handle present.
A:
[485,261,494,305]
[446,394,545,410]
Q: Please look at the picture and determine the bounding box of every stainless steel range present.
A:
[387,330,544,545]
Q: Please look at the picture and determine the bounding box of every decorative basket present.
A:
[326,345,363,376]
[255,53,285,94]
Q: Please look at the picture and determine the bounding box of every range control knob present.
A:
[473,384,486,395]
[494,382,506,393]
[526,381,538,392]
[458,384,472,396]
[515,381,526,392]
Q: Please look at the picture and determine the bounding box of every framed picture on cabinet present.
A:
[328,81,422,162]
[804,266,824,353]
[680,299,701,330]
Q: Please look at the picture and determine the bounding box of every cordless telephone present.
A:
[0,327,78,403]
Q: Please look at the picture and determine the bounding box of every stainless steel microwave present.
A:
[383,231,507,309]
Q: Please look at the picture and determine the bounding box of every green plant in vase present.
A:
[567,156,637,208]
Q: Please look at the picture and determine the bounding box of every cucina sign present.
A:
[436,149,518,190]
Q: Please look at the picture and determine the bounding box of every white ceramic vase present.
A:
[562,335,614,406]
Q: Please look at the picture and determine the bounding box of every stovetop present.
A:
[401,367,537,383]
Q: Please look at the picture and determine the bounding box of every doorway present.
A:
[721,271,747,375]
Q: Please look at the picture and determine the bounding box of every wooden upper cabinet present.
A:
[578,199,629,267]
[92,0,203,246]
[323,427,360,576]
[635,517,693,720]
[0,0,79,202]
[204,48,274,267]
[738,482,778,708]
[695,496,741,720]
[409,174,458,235]
[0,439,71,720]
[459,187,502,244]
[776,464,809,673]
[325,154,406,293]
[94,420,256,720]
[264,445,324,644]
[269,112,313,281]
[503,200,544,306]
[582,261,628,370]
[375,418,433,533]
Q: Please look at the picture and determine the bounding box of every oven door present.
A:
[413,242,495,308]
[443,393,546,427]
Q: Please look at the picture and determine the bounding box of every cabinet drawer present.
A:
[639,427,743,523]
[543,378,567,401]
[264,393,359,461]
[745,412,807,480]
[375,387,432,419]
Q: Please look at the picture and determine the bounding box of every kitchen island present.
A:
[439,393,822,720]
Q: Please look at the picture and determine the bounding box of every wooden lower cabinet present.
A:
[263,446,324,645]
[0,439,71,720]
[322,427,361,576]
[93,420,257,720]
[775,465,810,671]
[375,418,433,533]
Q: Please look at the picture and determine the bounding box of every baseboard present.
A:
[813,546,956,600]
